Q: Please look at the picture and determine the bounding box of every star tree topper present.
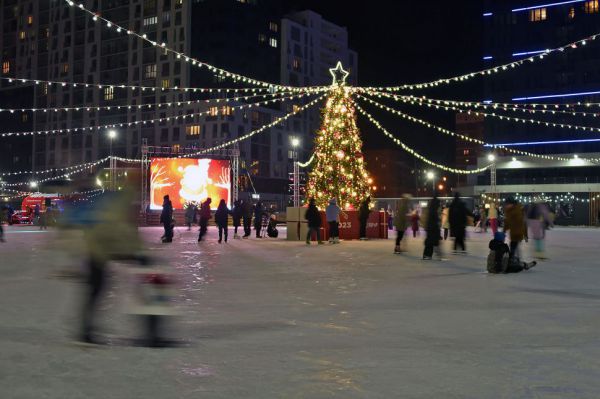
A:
[329,61,350,86]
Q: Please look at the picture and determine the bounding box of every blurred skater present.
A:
[358,196,371,240]
[197,198,212,242]
[394,195,410,254]
[254,201,266,238]
[242,199,253,238]
[411,210,420,238]
[503,197,527,260]
[215,199,230,243]
[441,205,449,240]
[232,199,243,239]
[0,205,6,242]
[305,198,323,245]
[527,201,552,260]
[184,202,196,231]
[160,195,173,243]
[449,192,470,254]
[326,198,341,244]
[423,193,442,260]
[488,202,498,235]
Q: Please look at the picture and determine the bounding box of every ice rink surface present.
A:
[1,225,599,398]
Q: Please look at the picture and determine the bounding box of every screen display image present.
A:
[150,158,231,210]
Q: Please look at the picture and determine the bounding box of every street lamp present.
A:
[487,153,497,201]
[426,171,435,193]
[487,153,496,162]
[108,130,117,190]
[291,137,300,207]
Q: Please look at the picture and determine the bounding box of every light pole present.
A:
[426,171,435,193]
[108,130,117,191]
[291,137,300,207]
[487,153,496,201]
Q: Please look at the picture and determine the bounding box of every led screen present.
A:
[150,158,231,210]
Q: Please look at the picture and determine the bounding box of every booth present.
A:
[289,207,388,241]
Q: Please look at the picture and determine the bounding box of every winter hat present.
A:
[494,231,506,242]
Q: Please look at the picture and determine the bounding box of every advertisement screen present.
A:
[150,158,231,210]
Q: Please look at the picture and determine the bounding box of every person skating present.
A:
[232,199,243,239]
[305,198,324,244]
[184,202,196,231]
[527,201,553,260]
[160,195,174,243]
[242,199,253,238]
[214,199,230,243]
[503,197,527,260]
[441,205,449,240]
[479,206,488,233]
[34,203,40,226]
[487,232,537,274]
[253,201,266,238]
[325,198,341,244]
[449,192,470,254]
[197,198,212,242]
[488,202,499,235]
[410,210,420,238]
[393,195,410,253]
[358,196,371,240]
[422,193,442,260]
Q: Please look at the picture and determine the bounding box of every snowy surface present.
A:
[1,225,600,398]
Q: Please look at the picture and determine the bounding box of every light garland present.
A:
[355,103,491,175]
[0,75,285,95]
[65,0,321,93]
[0,91,314,137]
[367,91,600,135]
[355,93,598,163]
[357,30,600,91]
[178,94,327,158]
[0,90,312,114]
[0,157,110,177]
[298,154,315,168]
[2,158,109,187]
[481,192,600,204]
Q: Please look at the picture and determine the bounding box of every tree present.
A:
[306,82,371,210]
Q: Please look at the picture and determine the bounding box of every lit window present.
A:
[104,86,114,100]
[143,16,158,26]
[144,64,157,78]
[585,0,599,13]
[2,61,9,74]
[269,38,278,48]
[27,15,33,25]
[258,33,266,43]
[222,106,233,116]
[529,7,547,21]
[293,104,301,113]
[292,58,301,71]
[22,113,28,122]
[463,149,470,155]
[269,22,278,32]
[62,63,69,73]
[42,82,48,95]
[161,79,170,89]
[209,106,218,116]
[186,125,201,136]
[19,31,26,40]
[569,7,576,18]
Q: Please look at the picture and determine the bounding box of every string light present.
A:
[0,75,289,95]
[298,154,315,168]
[0,90,316,114]
[0,157,110,177]
[366,90,600,134]
[0,91,314,137]
[3,158,110,187]
[66,0,323,93]
[356,30,600,91]
[355,93,600,163]
[355,103,491,175]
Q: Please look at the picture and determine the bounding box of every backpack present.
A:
[487,250,509,274]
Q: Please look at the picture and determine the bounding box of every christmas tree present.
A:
[306,63,371,210]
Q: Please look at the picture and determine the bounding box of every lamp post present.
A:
[291,137,300,207]
[108,130,117,191]
[487,153,496,201]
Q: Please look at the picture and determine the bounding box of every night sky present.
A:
[285,1,484,162]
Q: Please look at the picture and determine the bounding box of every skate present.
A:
[524,261,538,270]
[394,245,402,254]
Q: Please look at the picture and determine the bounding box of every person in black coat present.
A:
[214,199,230,243]
[358,196,371,240]
[305,198,323,244]
[253,201,267,238]
[159,195,173,243]
[242,199,253,238]
[232,199,243,239]
[449,192,471,253]
[423,193,441,259]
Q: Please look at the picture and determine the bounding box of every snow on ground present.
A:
[1,225,600,398]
